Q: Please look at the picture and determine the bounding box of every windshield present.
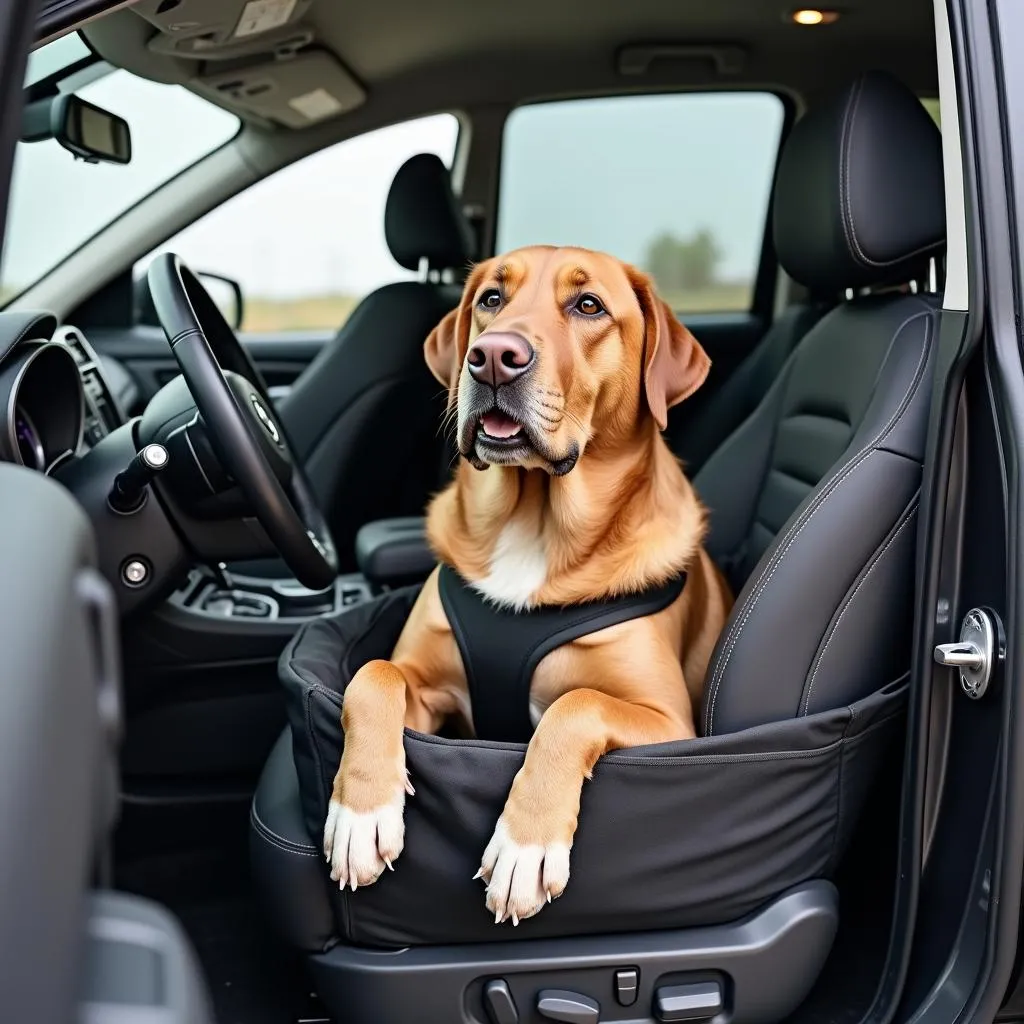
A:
[0,34,240,303]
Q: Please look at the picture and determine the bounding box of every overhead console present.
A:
[193,50,365,129]
[124,0,366,128]
[132,0,315,59]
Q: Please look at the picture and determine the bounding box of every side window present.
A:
[138,113,459,332]
[497,94,784,313]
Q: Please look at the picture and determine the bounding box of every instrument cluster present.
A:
[0,325,122,474]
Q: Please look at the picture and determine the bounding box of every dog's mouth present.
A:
[478,410,524,442]
[462,404,579,476]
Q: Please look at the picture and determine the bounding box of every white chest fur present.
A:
[471,519,547,611]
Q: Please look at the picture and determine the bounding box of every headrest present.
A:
[773,71,945,294]
[384,153,475,272]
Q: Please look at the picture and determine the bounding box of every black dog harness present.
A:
[438,565,687,743]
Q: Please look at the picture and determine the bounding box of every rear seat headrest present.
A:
[772,71,946,295]
[384,152,475,273]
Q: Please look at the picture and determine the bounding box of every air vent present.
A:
[57,325,94,368]
[55,327,123,444]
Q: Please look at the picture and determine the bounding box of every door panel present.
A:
[0,463,122,1022]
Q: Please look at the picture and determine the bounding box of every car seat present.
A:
[276,152,474,570]
[250,71,945,1024]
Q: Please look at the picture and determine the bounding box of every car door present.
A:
[0,4,122,1017]
[0,464,124,1022]
[851,2,1024,1023]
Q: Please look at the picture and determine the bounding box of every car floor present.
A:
[113,797,327,1024]
[112,747,901,1024]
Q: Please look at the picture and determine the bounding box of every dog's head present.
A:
[425,245,710,475]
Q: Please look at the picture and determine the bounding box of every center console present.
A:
[168,564,373,621]
[167,516,433,625]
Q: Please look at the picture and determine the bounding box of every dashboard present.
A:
[0,322,124,475]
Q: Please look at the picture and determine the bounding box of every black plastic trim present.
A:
[308,881,838,1024]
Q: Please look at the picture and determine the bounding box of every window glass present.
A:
[24,32,90,86]
[921,96,941,128]
[2,48,239,303]
[497,93,785,312]
[139,114,460,332]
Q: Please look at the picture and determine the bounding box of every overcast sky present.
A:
[1,67,783,300]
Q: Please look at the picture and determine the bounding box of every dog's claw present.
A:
[404,771,416,797]
[495,909,502,924]
[472,868,484,880]
[546,891,552,904]
[512,913,519,927]
[385,858,394,871]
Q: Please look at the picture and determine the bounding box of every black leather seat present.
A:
[666,298,830,474]
[274,152,473,571]
[251,71,944,1023]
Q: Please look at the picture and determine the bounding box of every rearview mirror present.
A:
[21,93,131,164]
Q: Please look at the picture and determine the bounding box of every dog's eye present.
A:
[574,294,605,316]
[478,289,502,310]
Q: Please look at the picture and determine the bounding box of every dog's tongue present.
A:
[480,410,522,439]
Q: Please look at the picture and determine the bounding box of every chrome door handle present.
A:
[934,607,1003,699]
[933,642,984,671]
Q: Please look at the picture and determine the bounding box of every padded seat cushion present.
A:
[278,588,906,948]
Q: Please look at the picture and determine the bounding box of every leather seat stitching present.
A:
[251,804,319,856]
[838,77,864,267]
[799,499,919,716]
[704,310,932,734]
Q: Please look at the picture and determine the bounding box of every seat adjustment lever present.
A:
[536,989,600,1024]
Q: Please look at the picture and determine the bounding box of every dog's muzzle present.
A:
[456,334,579,476]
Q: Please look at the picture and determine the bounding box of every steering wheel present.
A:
[146,253,338,590]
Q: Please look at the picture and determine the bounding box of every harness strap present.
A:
[438,565,686,743]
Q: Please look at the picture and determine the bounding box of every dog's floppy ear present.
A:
[423,307,461,388]
[630,268,711,430]
[423,262,489,389]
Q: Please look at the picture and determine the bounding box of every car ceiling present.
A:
[82,0,937,136]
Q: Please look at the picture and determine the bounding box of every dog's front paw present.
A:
[477,816,571,925]
[324,770,414,890]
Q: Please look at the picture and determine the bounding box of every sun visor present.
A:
[191,50,366,128]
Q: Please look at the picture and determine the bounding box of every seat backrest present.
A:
[278,153,474,568]
[666,299,831,474]
[695,71,945,736]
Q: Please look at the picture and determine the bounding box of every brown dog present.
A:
[324,245,733,925]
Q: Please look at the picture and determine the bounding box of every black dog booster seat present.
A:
[280,584,906,950]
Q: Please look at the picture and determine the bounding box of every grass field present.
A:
[241,281,751,333]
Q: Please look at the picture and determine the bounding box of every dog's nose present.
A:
[466,332,535,386]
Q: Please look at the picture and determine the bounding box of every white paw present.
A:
[323,786,406,890]
[476,817,571,925]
